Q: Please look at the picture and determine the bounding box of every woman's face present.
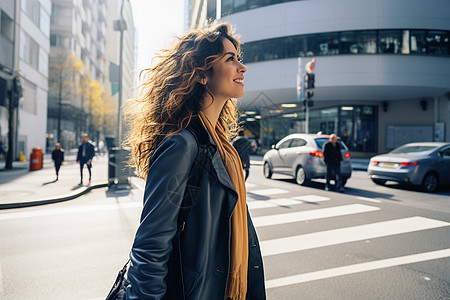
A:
[205,38,247,103]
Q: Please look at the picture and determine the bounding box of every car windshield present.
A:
[315,138,348,150]
[390,145,436,155]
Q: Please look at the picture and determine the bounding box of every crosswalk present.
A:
[245,184,450,293]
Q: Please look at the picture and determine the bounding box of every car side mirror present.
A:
[271,144,277,150]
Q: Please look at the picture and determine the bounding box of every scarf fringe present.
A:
[226,270,246,300]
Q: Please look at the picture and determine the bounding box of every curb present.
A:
[0,183,108,210]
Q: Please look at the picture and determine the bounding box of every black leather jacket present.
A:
[126,118,266,300]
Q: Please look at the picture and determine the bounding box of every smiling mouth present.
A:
[234,79,244,83]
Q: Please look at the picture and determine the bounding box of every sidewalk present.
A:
[0,153,109,210]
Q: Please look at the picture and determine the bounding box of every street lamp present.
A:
[113,0,128,146]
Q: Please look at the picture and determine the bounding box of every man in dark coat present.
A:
[76,133,95,185]
[232,129,251,180]
[323,134,344,192]
[51,143,64,180]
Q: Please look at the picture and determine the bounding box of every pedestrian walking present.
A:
[76,133,95,185]
[232,128,251,180]
[122,23,265,299]
[323,133,344,192]
[51,143,64,180]
[0,140,6,161]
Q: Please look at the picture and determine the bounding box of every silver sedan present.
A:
[263,134,352,186]
[368,142,450,192]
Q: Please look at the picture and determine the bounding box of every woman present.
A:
[51,143,64,181]
[125,23,266,299]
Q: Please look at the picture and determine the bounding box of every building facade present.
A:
[191,0,450,156]
[47,0,108,150]
[0,0,50,159]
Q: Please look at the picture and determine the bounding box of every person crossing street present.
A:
[76,134,95,185]
[323,134,344,192]
[51,143,64,181]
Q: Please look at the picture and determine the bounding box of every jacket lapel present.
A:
[187,116,239,214]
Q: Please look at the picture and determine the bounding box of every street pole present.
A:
[305,104,309,134]
[116,0,126,146]
[5,0,18,169]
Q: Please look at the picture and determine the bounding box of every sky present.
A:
[130,0,186,72]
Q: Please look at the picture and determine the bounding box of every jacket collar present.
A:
[187,115,238,202]
[187,115,213,148]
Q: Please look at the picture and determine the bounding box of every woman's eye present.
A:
[227,56,235,61]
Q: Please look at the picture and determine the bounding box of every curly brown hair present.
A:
[125,23,241,178]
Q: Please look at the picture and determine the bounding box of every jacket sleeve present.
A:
[338,144,343,162]
[88,143,95,160]
[323,143,329,164]
[126,133,198,300]
[76,146,80,161]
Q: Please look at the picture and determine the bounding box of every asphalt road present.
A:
[0,166,449,299]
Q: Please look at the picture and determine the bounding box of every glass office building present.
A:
[190,0,450,155]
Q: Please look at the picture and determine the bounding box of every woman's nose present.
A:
[239,61,247,73]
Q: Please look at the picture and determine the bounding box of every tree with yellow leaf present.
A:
[48,51,80,144]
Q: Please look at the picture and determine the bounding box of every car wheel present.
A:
[295,166,308,185]
[372,179,386,185]
[263,162,273,179]
[422,172,438,192]
[341,178,347,186]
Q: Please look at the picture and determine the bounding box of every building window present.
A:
[222,0,233,16]
[51,4,72,25]
[234,0,247,13]
[21,0,40,27]
[410,30,426,54]
[426,31,449,55]
[379,30,403,54]
[241,29,450,64]
[39,47,48,76]
[222,0,299,15]
[1,11,14,70]
[21,78,37,115]
[317,33,339,55]
[19,30,39,70]
[248,0,269,10]
[40,6,50,37]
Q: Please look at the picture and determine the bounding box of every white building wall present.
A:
[226,0,450,43]
[18,0,51,157]
[218,0,450,153]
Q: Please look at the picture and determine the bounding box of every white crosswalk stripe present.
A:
[247,198,305,210]
[243,183,450,291]
[252,204,380,228]
[291,195,330,202]
[249,188,289,196]
[260,216,449,257]
[266,248,450,289]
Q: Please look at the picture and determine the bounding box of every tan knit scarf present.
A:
[199,112,248,299]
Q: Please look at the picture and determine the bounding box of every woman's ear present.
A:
[198,77,207,85]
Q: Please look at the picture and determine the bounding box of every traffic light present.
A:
[305,73,315,89]
[306,89,314,99]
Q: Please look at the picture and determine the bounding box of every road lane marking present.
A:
[357,196,381,203]
[260,217,450,257]
[252,204,380,228]
[266,248,450,289]
[249,188,289,196]
[0,202,142,221]
[291,195,330,202]
[247,198,304,210]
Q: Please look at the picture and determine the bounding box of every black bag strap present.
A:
[120,122,211,267]
[177,125,211,230]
